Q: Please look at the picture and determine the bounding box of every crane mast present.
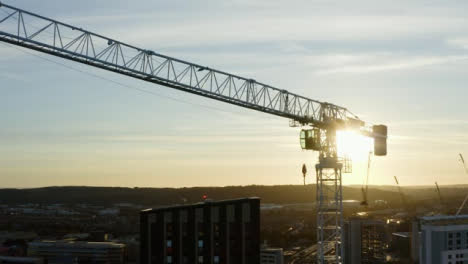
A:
[0,3,387,263]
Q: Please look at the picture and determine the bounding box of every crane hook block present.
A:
[373,125,387,156]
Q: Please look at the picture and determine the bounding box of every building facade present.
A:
[420,215,468,264]
[27,241,126,264]
[0,256,43,263]
[260,248,283,264]
[140,198,260,264]
[343,217,387,264]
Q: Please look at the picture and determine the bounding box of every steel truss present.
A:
[0,2,356,127]
[315,129,343,264]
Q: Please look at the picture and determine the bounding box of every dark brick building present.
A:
[140,198,260,264]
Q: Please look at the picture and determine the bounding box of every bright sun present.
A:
[336,130,373,162]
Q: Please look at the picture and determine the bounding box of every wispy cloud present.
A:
[390,134,468,146]
[389,119,468,127]
[0,71,27,82]
[447,37,468,50]
[102,15,468,49]
[312,55,468,74]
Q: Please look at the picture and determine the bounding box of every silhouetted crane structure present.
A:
[0,3,388,263]
[456,154,468,216]
[435,181,443,206]
[460,154,467,174]
[360,151,372,207]
[394,176,407,209]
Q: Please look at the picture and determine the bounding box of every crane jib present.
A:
[0,2,360,128]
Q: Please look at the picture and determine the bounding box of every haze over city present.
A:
[1,0,468,188]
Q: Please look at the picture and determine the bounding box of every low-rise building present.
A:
[28,241,126,264]
[343,217,388,264]
[261,248,283,264]
[0,256,43,263]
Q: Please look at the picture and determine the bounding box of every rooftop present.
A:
[261,247,283,252]
[392,232,411,238]
[140,197,260,214]
[0,256,43,264]
[420,214,468,226]
[29,241,125,249]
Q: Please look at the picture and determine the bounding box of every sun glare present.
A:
[336,130,373,162]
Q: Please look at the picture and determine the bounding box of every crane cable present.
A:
[0,41,247,117]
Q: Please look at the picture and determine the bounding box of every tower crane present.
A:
[394,176,407,209]
[460,153,467,174]
[456,154,468,216]
[360,151,372,207]
[0,3,388,263]
[435,181,443,206]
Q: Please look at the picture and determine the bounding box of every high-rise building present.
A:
[140,197,260,264]
[419,214,468,264]
[411,220,420,263]
[27,241,126,264]
[260,248,283,264]
[343,217,388,264]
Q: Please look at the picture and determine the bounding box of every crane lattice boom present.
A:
[0,2,358,128]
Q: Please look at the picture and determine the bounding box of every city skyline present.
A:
[1,0,468,188]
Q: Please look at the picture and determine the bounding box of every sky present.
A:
[0,0,467,188]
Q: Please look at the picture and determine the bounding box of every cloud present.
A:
[101,15,468,50]
[389,119,468,127]
[391,134,468,146]
[447,37,468,50]
[0,71,27,82]
[311,55,468,74]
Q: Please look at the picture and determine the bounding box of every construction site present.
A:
[0,1,467,264]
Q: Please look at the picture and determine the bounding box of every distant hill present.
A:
[1,184,456,206]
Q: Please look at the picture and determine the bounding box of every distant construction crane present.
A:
[435,181,443,206]
[360,151,372,207]
[460,153,467,174]
[456,154,468,216]
[0,3,388,263]
[394,176,407,209]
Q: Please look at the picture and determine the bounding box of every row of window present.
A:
[165,255,221,263]
[158,203,253,224]
[448,253,465,259]
[447,232,468,250]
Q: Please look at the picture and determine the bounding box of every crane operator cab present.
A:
[300,129,321,151]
